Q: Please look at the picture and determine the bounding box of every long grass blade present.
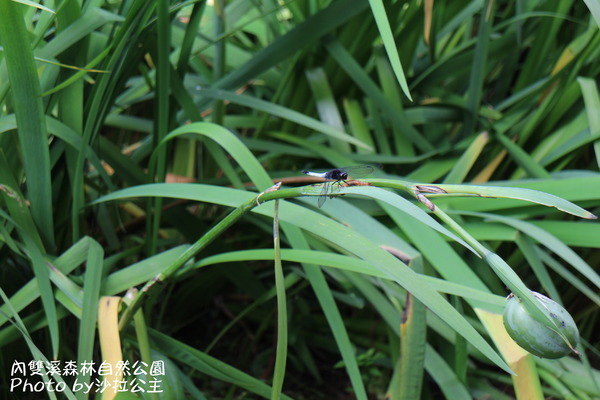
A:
[577,77,600,168]
[367,0,412,101]
[76,238,104,400]
[0,0,55,250]
[271,199,288,399]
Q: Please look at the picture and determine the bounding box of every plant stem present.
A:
[271,199,288,399]
[432,206,490,257]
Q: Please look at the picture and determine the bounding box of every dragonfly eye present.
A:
[341,172,348,180]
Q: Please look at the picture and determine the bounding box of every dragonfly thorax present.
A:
[328,169,348,181]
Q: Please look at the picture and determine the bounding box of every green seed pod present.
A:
[503,292,579,359]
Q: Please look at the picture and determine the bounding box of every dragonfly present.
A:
[301,164,380,208]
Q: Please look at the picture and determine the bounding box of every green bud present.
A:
[503,291,579,359]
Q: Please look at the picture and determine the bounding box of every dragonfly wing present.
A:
[329,181,342,197]
[317,181,330,208]
[340,164,380,178]
[317,194,326,208]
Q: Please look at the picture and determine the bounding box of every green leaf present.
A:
[198,89,372,151]
[77,238,104,397]
[582,0,600,28]
[150,329,294,400]
[367,0,412,101]
[11,0,54,14]
[577,77,600,168]
[429,183,597,219]
[462,212,600,290]
[210,0,369,92]
[0,0,54,250]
